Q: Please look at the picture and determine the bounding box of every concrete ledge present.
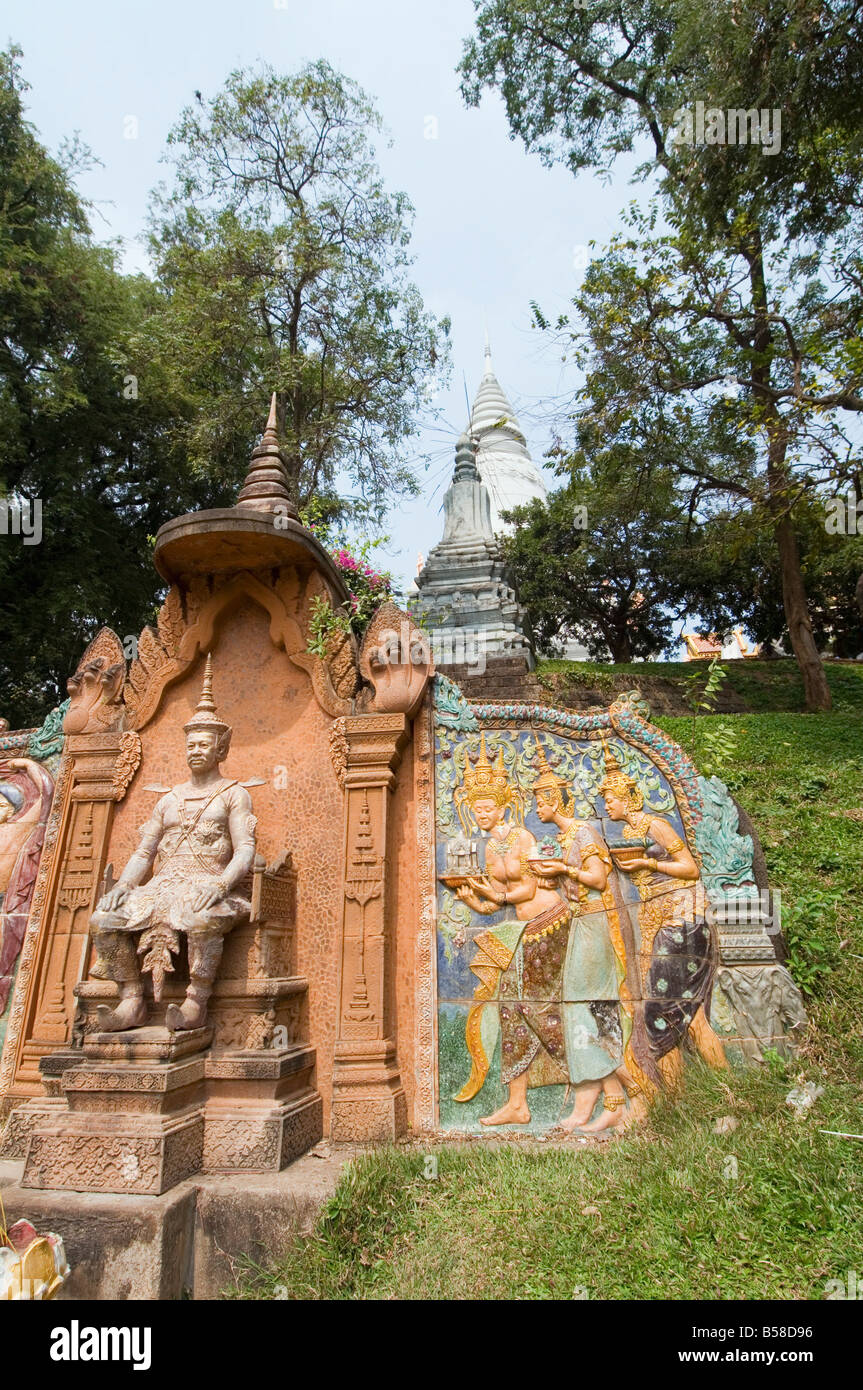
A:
[0,1164,196,1299]
[0,1147,353,1300]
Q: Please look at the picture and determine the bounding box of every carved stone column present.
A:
[330,713,410,1142]
[3,732,139,1110]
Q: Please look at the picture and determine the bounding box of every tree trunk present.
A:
[744,232,831,713]
[773,511,832,711]
[608,626,632,663]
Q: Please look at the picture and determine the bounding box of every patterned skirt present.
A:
[641,888,714,1058]
[498,901,571,1085]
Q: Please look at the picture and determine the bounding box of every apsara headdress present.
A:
[455,732,521,832]
[530,732,569,809]
[598,736,643,811]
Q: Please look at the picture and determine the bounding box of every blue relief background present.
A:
[434,715,702,1133]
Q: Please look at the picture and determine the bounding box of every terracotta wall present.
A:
[109,599,346,1124]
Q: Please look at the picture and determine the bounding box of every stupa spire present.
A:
[236,393,298,516]
[468,339,547,530]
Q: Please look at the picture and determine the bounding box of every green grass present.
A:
[236,1064,863,1300]
[234,700,863,1302]
[537,657,863,715]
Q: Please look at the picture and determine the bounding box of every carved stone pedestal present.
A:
[0,1047,80,1160]
[710,892,808,1061]
[202,1048,322,1172]
[21,1028,209,1195]
[16,850,324,1187]
[330,1039,407,1143]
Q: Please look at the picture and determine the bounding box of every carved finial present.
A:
[533,731,551,773]
[236,394,298,517]
[600,736,623,775]
[199,653,215,713]
[184,652,230,737]
[453,430,480,484]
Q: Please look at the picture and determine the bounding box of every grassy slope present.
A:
[236,665,863,1301]
[537,656,863,715]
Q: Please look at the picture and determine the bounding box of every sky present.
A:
[7,0,643,588]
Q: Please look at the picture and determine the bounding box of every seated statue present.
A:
[90,656,256,1032]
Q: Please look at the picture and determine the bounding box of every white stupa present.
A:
[470,336,547,531]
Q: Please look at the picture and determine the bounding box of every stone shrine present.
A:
[413,429,534,670]
[0,395,807,1298]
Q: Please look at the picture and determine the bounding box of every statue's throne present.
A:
[19,852,322,1195]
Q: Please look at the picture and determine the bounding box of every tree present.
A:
[683,495,863,659]
[461,0,863,709]
[502,455,687,661]
[146,61,450,514]
[0,49,227,727]
[0,52,449,728]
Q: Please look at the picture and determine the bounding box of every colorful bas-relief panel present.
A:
[433,683,731,1135]
[0,706,63,1051]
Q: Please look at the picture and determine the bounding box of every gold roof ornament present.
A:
[183,653,231,738]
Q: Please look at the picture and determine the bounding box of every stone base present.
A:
[0,1145,353,1299]
[14,1036,324,1190]
[330,1037,408,1142]
[203,1091,323,1172]
[82,1025,213,1062]
[201,1042,321,1170]
[0,1162,197,1299]
[711,963,808,1063]
[330,1094,407,1143]
[330,1084,407,1143]
[22,1108,205,1195]
[439,653,540,698]
[0,1097,67,1161]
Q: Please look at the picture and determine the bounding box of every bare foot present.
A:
[622,1094,649,1126]
[576,1105,627,1136]
[479,1101,531,1126]
[559,1098,601,1132]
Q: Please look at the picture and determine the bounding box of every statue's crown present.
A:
[184,654,231,737]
